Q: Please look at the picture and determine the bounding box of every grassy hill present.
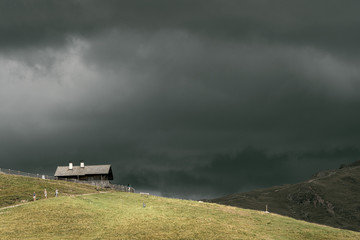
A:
[1,174,360,239]
[211,161,360,232]
[0,173,102,207]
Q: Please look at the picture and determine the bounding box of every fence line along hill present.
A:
[0,171,105,208]
[1,185,360,239]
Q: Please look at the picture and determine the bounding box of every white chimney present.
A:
[80,161,85,168]
[69,162,73,170]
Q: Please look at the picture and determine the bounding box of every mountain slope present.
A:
[211,161,360,231]
[1,191,360,239]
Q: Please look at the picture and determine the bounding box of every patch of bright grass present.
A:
[1,192,359,240]
[0,173,103,207]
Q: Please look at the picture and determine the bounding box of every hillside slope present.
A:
[0,173,102,207]
[211,161,360,231]
[1,192,360,239]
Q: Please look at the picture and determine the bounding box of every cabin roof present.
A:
[54,164,112,177]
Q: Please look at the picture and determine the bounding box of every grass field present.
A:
[1,190,360,239]
[1,173,359,239]
[0,173,102,208]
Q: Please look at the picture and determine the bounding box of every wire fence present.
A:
[0,168,55,180]
[0,167,135,193]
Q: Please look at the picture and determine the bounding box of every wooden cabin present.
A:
[54,161,113,186]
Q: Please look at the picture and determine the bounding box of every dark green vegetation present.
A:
[1,173,360,239]
[211,161,360,232]
[0,173,102,208]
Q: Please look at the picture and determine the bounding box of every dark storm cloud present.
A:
[1,1,360,198]
[121,146,360,199]
[80,31,360,151]
[2,0,360,53]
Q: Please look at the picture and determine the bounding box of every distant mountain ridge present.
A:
[210,160,360,231]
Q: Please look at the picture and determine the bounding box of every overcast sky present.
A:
[1,0,360,199]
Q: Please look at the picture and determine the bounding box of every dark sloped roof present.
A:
[54,165,112,177]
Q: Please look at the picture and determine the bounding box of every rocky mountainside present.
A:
[210,160,360,231]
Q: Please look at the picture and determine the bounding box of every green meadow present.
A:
[0,173,101,208]
[1,174,359,239]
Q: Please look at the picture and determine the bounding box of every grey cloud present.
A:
[1,1,360,199]
[121,147,360,199]
[79,30,360,148]
[1,0,360,55]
